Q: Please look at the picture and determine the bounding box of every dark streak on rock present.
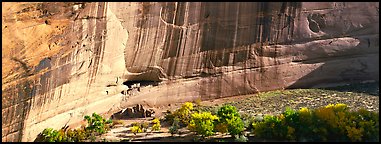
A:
[10,57,33,76]
[88,2,107,85]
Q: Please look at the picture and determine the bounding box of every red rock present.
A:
[1,2,378,142]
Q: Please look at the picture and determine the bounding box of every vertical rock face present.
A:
[1,2,379,142]
[2,2,110,142]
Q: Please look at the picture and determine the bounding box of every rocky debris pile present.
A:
[118,83,140,96]
[112,104,155,119]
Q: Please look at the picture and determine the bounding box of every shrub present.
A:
[226,116,245,136]
[252,114,288,140]
[66,128,87,142]
[214,123,228,134]
[234,134,248,142]
[38,127,80,142]
[130,121,150,133]
[164,102,194,127]
[131,122,140,127]
[37,113,112,142]
[130,125,143,135]
[188,112,218,138]
[141,122,149,132]
[152,118,160,124]
[169,117,180,136]
[164,110,176,124]
[111,120,125,127]
[39,128,61,142]
[217,105,240,121]
[151,118,161,132]
[174,102,194,125]
[194,98,202,106]
[241,113,256,131]
[355,108,379,141]
[216,105,245,137]
[84,113,112,135]
[251,103,379,142]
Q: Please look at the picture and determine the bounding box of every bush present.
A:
[84,113,113,135]
[111,120,125,127]
[37,113,112,142]
[234,134,248,142]
[164,110,176,124]
[214,123,228,134]
[217,105,240,120]
[251,103,379,142]
[131,122,140,127]
[141,122,149,132]
[355,108,379,141]
[252,114,288,140]
[130,125,143,135]
[130,121,149,133]
[174,102,194,125]
[226,116,245,136]
[216,105,245,137]
[169,117,180,136]
[152,118,160,124]
[188,112,218,138]
[194,98,202,106]
[164,102,194,127]
[241,113,256,131]
[151,118,161,132]
[38,126,88,142]
[39,128,62,142]
[66,128,87,142]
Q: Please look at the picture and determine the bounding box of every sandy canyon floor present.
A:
[92,82,379,142]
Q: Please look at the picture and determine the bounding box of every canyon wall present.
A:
[2,2,379,142]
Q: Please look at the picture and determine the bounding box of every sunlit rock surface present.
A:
[2,2,378,141]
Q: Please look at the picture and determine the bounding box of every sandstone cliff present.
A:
[2,2,379,142]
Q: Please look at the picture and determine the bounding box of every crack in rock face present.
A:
[307,13,326,33]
